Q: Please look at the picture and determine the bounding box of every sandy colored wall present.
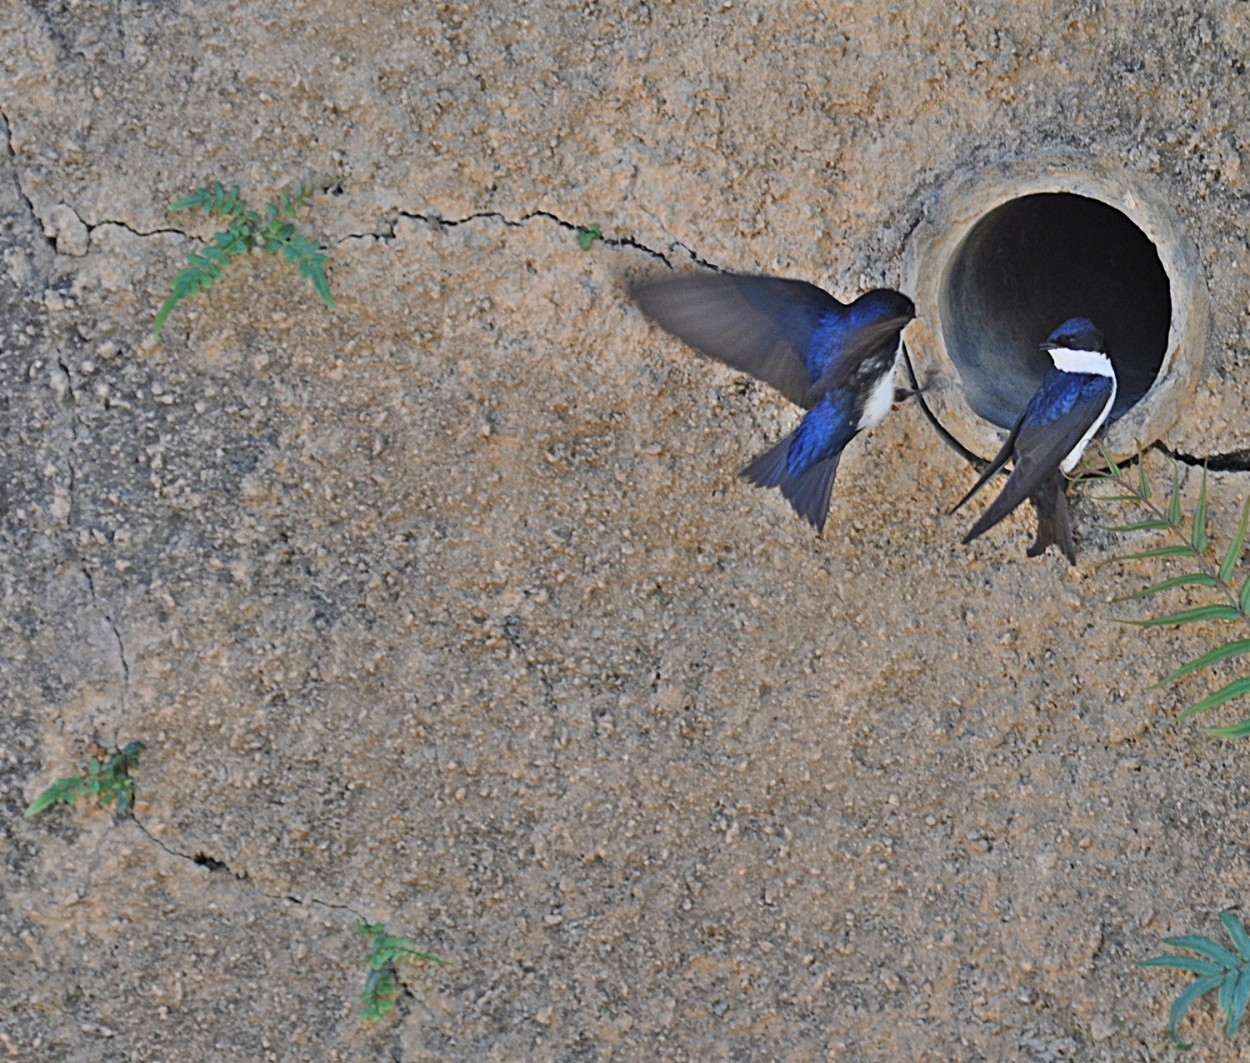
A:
[3,1,1250,1059]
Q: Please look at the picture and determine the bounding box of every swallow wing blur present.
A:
[631,273,840,408]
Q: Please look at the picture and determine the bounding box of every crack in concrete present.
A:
[55,352,134,701]
[51,356,78,529]
[1160,443,1250,473]
[0,109,57,256]
[79,561,131,694]
[92,220,187,240]
[129,816,373,922]
[127,809,445,1027]
[348,205,722,271]
[0,129,705,273]
[15,191,707,273]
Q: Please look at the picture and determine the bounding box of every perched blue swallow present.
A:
[630,272,916,532]
[955,317,1117,564]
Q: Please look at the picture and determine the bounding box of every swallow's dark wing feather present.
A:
[804,308,916,400]
[950,415,1024,514]
[630,273,840,409]
[962,375,1113,544]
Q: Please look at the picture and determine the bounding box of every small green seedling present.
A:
[1140,911,1250,1050]
[576,222,603,251]
[357,921,444,1020]
[154,179,335,336]
[1089,447,1250,735]
[24,741,147,818]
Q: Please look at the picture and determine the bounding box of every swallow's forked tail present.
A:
[1026,473,1077,565]
[740,430,842,534]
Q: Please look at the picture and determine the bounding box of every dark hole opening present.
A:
[939,193,1172,429]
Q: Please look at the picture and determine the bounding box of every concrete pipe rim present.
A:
[902,157,1209,463]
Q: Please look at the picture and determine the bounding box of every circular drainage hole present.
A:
[939,192,1171,429]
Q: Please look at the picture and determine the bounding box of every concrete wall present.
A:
[3,2,1249,1058]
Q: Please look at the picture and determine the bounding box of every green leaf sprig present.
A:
[1089,447,1250,736]
[24,740,147,818]
[356,922,445,1021]
[1140,911,1250,1050]
[575,222,603,251]
[153,179,335,336]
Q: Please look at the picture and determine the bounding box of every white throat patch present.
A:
[1048,346,1115,378]
[1051,347,1118,473]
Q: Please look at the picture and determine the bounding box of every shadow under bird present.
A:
[630,271,916,533]
[954,317,1117,564]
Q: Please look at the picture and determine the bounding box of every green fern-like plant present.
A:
[1089,447,1250,736]
[1140,911,1250,1050]
[356,922,444,1020]
[153,179,335,336]
[24,740,147,818]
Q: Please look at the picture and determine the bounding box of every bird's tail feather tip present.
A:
[1029,479,1077,564]
[741,433,839,534]
[961,508,998,546]
[777,456,840,534]
[1027,517,1077,565]
[740,434,792,489]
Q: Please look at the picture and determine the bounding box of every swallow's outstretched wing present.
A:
[630,273,841,409]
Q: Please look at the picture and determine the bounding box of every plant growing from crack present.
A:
[24,741,147,819]
[1140,910,1250,1050]
[153,179,335,336]
[357,921,445,1020]
[1087,446,1250,735]
[575,222,603,251]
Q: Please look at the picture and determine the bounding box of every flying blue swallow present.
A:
[630,271,916,532]
[954,317,1117,564]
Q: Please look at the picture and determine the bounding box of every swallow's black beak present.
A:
[893,385,928,403]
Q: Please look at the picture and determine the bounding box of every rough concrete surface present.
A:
[4,1,1250,1060]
